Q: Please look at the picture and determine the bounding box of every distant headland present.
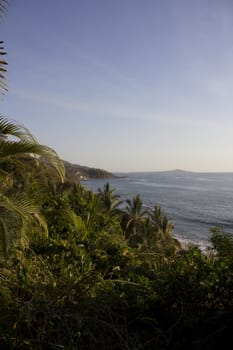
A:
[16,156,117,182]
[63,160,117,181]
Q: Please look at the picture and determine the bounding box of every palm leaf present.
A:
[0,0,9,93]
[0,140,45,158]
[0,116,37,142]
[0,116,65,182]
[0,192,48,254]
[33,212,48,237]
[0,41,7,93]
[0,192,38,219]
[0,0,8,16]
[36,145,65,183]
[0,215,9,255]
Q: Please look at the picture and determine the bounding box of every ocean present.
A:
[83,171,233,249]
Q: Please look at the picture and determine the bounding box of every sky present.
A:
[1,0,233,172]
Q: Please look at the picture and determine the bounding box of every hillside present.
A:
[63,160,117,181]
[0,156,116,187]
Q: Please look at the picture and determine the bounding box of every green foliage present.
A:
[98,182,122,214]
[1,174,233,348]
[210,227,233,261]
[0,116,65,181]
[0,116,65,254]
[0,114,231,348]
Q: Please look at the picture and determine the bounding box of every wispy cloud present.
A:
[11,87,228,131]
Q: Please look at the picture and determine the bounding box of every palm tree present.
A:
[149,205,181,250]
[98,182,122,214]
[150,205,173,238]
[124,194,147,238]
[0,116,65,255]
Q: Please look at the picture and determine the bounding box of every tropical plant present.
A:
[123,194,147,246]
[98,182,122,214]
[150,205,173,238]
[210,227,233,261]
[0,116,65,255]
[149,205,181,250]
[0,116,65,180]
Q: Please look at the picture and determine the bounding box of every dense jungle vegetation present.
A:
[1,1,233,348]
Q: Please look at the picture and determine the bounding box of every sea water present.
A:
[83,171,233,248]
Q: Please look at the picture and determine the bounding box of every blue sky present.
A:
[1,0,233,172]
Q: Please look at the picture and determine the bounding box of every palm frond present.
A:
[0,0,9,93]
[0,215,9,255]
[0,116,37,142]
[0,192,48,254]
[0,192,38,219]
[37,145,65,182]
[0,0,8,16]
[0,41,7,93]
[0,116,65,182]
[0,140,44,158]
[33,213,48,237]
